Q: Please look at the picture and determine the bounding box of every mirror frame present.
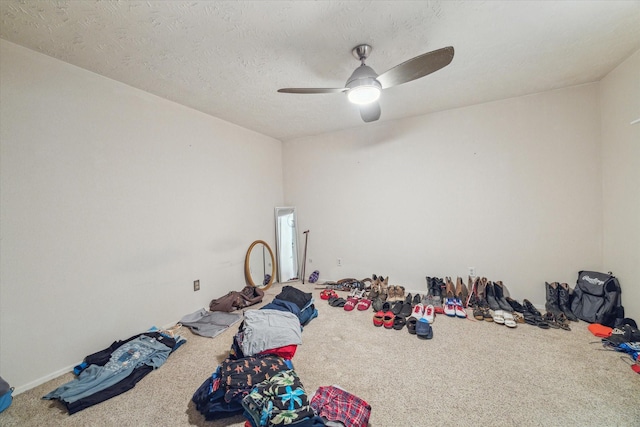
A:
[274,206,300,283]
[244,240,276,290]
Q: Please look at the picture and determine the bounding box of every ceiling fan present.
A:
[278,44,454,123]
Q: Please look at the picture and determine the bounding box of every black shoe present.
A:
[391,301,404,315]
[523,299,549,329]
[405,293,412,304]
[412,293,421,306]
[400,302,413,317]
[505,297,524,313]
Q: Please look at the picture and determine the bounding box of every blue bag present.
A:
[0,376,13,413]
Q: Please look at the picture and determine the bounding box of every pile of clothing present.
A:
[43,330,186,414]
[192,285,372,426]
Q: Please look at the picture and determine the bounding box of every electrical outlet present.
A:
[337,258,342,267]
[193,280,200,291]
[469,267,476,277]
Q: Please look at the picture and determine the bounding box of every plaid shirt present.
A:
[310,386,371,427]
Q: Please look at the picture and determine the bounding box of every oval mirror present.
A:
[245,240,276,290]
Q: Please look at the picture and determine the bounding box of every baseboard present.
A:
[13,363,77,396]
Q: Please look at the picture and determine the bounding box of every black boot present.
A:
[557,282,577,321]
[493,281,514,312]
[545,282,562,317]
[433,277,443,302]
[423,277,438,306]
[485,281,501,311]
[425,277,433,296]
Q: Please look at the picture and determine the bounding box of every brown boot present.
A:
[445,277,455,299]
[476,278,487,301]
[455,277,469,307]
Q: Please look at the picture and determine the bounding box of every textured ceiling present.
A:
[1,1,639,141]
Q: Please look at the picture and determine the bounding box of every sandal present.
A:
[513,313,525,324]
[392,316,406,330]
[344,297,359,311]
[523,309,537,325]
[503,312,517,328]
[328,297,346,307]
[473,304,484,321]
[357,298,372,311]
[492,310,505,324]
[481,303,493,322]
[523,299,549,329]
[545,312,560,329]
[320,289,338,300]
[556,312,571,331]
[407,317,418,334]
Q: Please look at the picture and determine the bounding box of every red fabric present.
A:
[588,323,613,338]
[257,344,298,360]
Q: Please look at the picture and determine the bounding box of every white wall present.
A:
[0,40,283,392]
[600,50,640,322]
[284,84,603,305]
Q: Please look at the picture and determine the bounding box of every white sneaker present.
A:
[444,298,456,317]
[412,303,425,318]
[454,298,467,318]
[422,304,435,323]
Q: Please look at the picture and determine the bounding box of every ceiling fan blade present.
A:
[376,46,454,89]
[277,88,347,94]
[359,101,381,123]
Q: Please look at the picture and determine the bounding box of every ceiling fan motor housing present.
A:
[345,64,382,104]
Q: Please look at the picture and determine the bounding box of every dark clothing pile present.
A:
[192,285,370,426]
[43,331,185,414]
[209,285,265,312]
[192,285,318,424]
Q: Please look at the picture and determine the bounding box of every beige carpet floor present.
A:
[2,281,639,427]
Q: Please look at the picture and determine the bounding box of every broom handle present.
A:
[302,230,309,283]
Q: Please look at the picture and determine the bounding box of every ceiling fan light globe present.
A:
[347,85,381,105]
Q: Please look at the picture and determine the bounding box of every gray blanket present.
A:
[179,308,243,338]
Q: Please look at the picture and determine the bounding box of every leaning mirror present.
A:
[274,207,300,283]
[245,240,276,290]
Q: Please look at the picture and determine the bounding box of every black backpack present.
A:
[571,270,623,328]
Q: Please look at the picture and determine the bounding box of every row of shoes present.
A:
[465,277,574,330]
[372,304,435,340]
[325,274,578,333]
